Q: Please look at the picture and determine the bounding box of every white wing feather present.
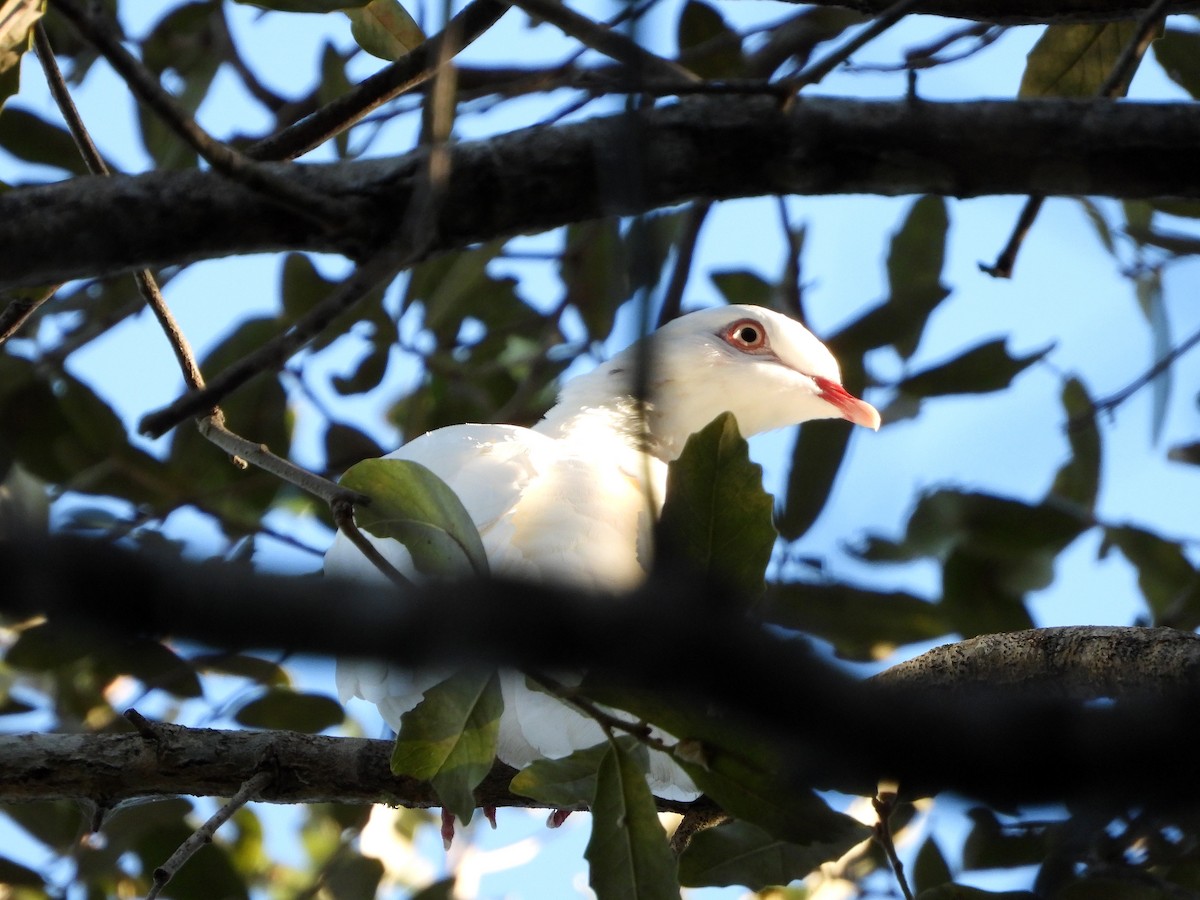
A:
[328,422,698,800]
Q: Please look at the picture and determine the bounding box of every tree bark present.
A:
[2,97,1199,291]
[778,0,1200,22]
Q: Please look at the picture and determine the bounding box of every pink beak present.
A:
[814,377,881,431]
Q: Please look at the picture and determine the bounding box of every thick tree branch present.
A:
[786,0,1199,23]
[1,97,1199,291]
[5,537,1200,810]
[0,724,716,813]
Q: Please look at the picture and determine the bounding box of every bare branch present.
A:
[4,98,1200,293]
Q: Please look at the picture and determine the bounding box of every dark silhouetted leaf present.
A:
[585,738,680,900]
[390,669,502,825]
[1168,440,1200,467]
[324,422,387,474]
[760,582,949,660]
[1153,28,1200,99]
[340,457,489,577]
[0,108,100,176]
[679,819,867,890]
[561,219,628,339]
[191,652,292,687]
[678,0,743,78]
[1050,378,1101,513]
[711,269,774,309]
[659,412,776,597]
[895,339,1051,399]
[913,835,953,895]
[777,406,853,541]
[962,807,1053,871]
[1103,525,1200,627]
[235,689,344,732]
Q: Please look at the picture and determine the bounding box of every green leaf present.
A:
[1134,267,1171,443]
[895,339,1051,399]
[1152,28,1200,98]
[234,689,345,732]
[913,835,953,895]
[884,196,951,359]
[679,819,867,890]
[711,269,774,309]
[390,669,503,824]
[759,582,950,661]
[561,219,629,338]
[1049,378,1101,513]
[580,680,875,839]
[838,197,950,359]
[585,738,680,900]
[340,457,490,577]
[510,737,646,808]
[1103,524,1200,627]
[345,0,424,61]
[0,108,99,175]
[658,412,776,597]
[0,0,41,110]
[777,400,853,540]
[677,0,743,78]
[0,853,44,888]
[961,807,1052,871]
[1019,23,1142,98]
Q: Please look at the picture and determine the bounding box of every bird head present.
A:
[565,305,880,461]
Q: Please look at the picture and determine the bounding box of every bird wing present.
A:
[328,423,697,798]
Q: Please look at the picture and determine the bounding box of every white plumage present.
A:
[327,304,880,802]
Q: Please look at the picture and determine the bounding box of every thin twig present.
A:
[526,673,676,757]
[146,770,274,900]
[247,0,509,161]
[506,0,700,85]
[1072,318,1200,431]
[331,497,413,588]
[139,245,413,437]
[781,0,928,92]
[872,788,915,900]
[52,0,349,226]
[0,287,55,346]
[978,195,1045,278]
[1096,0,1171,98]
[197,416,368,508]
[981,0,1169,278]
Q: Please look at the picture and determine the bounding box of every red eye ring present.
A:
[721,319,770,352]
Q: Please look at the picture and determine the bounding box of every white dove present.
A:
[326,304,880,837]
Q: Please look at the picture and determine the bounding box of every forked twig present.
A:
[146,770,274,900]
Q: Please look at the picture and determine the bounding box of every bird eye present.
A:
[722,319,769,353]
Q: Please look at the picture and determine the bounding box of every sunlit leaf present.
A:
[585,738,680,900]
[659,412,776,598]
[234,689,344,732]
[340,457,489,577]
[345,0,424,61]
[390,669,503,824]
[0,0,41,109]
[1019,23,1142,98]
[679,819,867,889]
